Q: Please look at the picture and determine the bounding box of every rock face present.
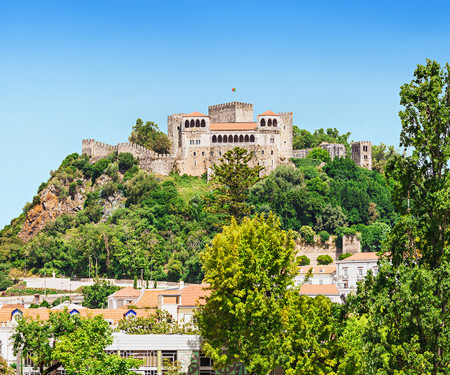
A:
[18,185,84,242]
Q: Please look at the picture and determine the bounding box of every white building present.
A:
[336,252,379,296]
[294,265,336,286]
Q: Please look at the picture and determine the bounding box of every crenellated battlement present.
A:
[208,101,253,110]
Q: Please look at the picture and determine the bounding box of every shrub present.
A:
[317,254,333,265]
[69,182,77,198]
[297,255,310,266]
[319,230,330,242]
[32,195,41,206]
[299,225,315,244]
[338,252,353,260]
[118,152,136,172]
[37,182,48,193]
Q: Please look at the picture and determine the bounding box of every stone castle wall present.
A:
[296,235,361,265]
[82,139,176,175]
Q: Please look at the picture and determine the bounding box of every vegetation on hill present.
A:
[128,118,171,154]
[0,140,397,284]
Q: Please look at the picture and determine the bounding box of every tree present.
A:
[307,147,331,163]
[297,255,310,266]
[82,280,120,309]
[387,59,450,268]
[129,118,171,154]
[11,312,140,375]
[346,60,450,374]
[299,225,315,244]
[198,214,338,374]
[211,147,263,220]
[317,254,333,265]
[0,355,14,375]
[293,127,315,149]
[372,143,398,174]
[198,214,297,374]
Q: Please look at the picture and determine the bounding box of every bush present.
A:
[290,158,322,169]
[299,226,315,244]
[338,252,353,260]
[69,182,77,198]
[118,153,136,172]
[317,254,333,265]
[297,255,310,266]
[319,230,330,242]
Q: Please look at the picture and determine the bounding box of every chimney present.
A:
[178,281,185,290]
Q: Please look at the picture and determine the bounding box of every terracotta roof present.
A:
[179,284,210,307]
[1,304,24,309]
[134,289,181,308]
[340,252,379,262]
[210,122,257,131]
[0,307,156,324]
[184,111,208,117]
[258,110,279,116]
[298,266,336,274]
[111,286,141,298]
[299,284,339,296]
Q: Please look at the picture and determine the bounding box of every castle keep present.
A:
[83,102,294,176]
[82,101,372,175]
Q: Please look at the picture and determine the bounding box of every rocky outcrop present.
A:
[18,184,84,242]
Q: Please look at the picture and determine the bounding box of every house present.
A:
[336,252,379,296]
[294,265,336,286]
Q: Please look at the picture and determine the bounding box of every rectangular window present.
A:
[262,150,264,155]
[358,267,363,276]
[373,266,378,275]
[343,267,348,277]
[210,152,213,156]
[202,152,205,156]
[271,150,274,155]
[194,152,196,156]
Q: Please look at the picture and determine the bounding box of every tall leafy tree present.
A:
[211,147,263,220]
[198,213,337,375]
[346,60,450,374]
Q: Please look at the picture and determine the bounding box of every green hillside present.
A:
[0,141,398,287]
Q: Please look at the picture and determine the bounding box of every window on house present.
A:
[343,267,348,277]
[210,151,213,156]
[271,150,274,155]
[319,280,323,285]
[262,150,264,155]
[373,266,378,275]
[194,152,196,156]
[358,267,363,276]
[202,151,205,156]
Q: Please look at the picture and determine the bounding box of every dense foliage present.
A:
[82,280,120,309]
[12,312,141,375]
[128,118,171,154]
[198,214,338,375]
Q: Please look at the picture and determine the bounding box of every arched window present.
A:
[185,120,189,128]
[212,135,217,143]
[218,135,222,143]
[268,119,272,126]
[250,135,255,142]
[196,119,200,127]
[245,135,249,142]
[234,135,238,142]
[190,119,195,128]
[273,119,277,127]
[261,118,266,126]
[223,135,228,143]
[229,134,233,143]
[239,135,244,142]
[201,119,206,127]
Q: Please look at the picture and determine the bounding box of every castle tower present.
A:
[279,112,293,159]
[351,141,372,170]
[208,102,253,123]
[167,114,185,157]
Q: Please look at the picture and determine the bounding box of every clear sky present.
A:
[1,0,449,228]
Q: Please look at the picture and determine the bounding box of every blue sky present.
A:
[1,0,449,228]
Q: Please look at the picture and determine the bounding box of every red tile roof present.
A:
[258,110,279,116]
[179,284,210,307]
[340,252,379,261]
[112,286,141,298]
[210,122,257,131]
[185,111,208,117]
[299,284,339,296]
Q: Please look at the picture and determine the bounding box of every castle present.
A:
[82,101,371,175]
[83,102,294,176]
